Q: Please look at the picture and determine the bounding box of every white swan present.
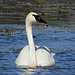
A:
[15,12,55,67]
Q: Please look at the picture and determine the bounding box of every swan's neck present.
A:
[26,21,37,67]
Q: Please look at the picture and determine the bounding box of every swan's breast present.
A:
[15,46,29,66]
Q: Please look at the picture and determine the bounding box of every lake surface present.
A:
[0,0,75,75]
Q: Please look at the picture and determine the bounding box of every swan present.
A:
[15,12,55,67]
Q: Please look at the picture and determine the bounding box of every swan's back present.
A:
[36,46,55,66]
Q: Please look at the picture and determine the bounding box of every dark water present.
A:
[0,0,75,75]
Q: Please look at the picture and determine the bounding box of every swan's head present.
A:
[26,12,47,24]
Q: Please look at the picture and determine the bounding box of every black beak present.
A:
[33,14,47,24]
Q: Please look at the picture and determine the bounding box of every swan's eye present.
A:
[33,14,41,21]
[33,15,41,19]
[33,14,47,23]
[37,16,41,20]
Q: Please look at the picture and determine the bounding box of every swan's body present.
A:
[15,12,55,67]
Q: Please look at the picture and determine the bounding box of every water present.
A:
[0,0,75,75]
[0,24,75,75]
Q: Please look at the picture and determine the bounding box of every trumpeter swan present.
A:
[15,12,55,67]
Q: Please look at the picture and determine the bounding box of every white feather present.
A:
[15,12,55,67]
